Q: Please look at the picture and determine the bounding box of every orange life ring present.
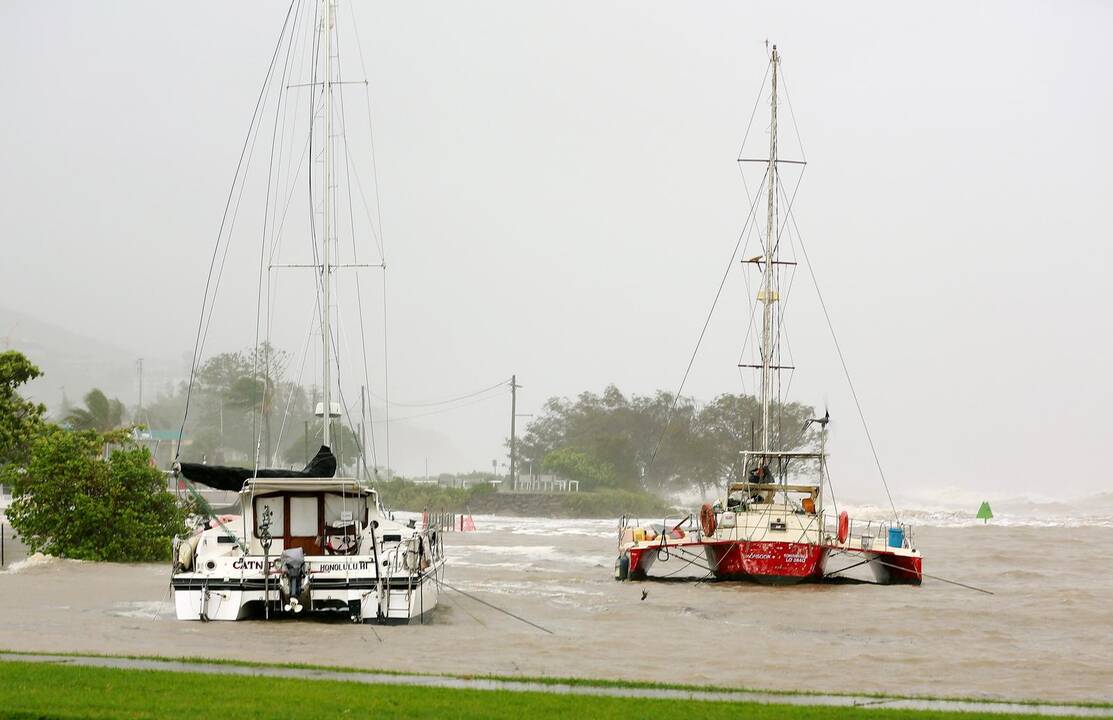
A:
[837,511,849,544]
[700,503,717,536]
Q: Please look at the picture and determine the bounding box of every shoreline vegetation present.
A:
[0,653,1106,718]
[376,479,673,519]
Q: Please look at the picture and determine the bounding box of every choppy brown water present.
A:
[1,517,1111,703]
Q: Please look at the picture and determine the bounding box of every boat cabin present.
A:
[729,450,825,514]
[241,478,376,556]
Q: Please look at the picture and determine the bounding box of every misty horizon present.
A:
[2,1,1111,502]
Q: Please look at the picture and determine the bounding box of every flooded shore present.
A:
[2,517,1111,703]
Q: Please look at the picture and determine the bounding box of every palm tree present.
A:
[66,388,125,432]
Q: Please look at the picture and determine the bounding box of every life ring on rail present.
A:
[837,511,849,544]
[700,503,717,536]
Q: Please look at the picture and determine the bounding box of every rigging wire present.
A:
[774,62,808,164]
[253,0,303,475]
[788,198,900,521]
[381,273,391,471]
[346,0,393,471]
[334,24,381,475]
[175,0,299,461]
[270,295,320,466]
[639,56,775,469]
[643,166,770,478]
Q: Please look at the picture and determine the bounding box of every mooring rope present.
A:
[440,581,553,635]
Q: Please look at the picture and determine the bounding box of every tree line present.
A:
[517,385,818,496]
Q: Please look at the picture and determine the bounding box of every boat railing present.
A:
[617,513,640,541]
[819,513,914,551]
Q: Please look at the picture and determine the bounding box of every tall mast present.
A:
[321,0,334,447]
[759,45,779,455]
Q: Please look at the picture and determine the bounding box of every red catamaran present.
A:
[616,45,922,586]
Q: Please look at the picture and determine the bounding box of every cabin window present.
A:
[289,496,319,537]
[324,493,363,527]
[254,497,284,537]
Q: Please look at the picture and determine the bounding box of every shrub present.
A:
[3,426,185,561]
[375,479,496,513]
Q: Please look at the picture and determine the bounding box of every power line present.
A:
[379,390,506,423]
[369,379,509,409]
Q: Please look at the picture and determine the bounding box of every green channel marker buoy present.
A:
[976,501,993,524]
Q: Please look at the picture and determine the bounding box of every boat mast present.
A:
[321,0,334,447]
[759,45,779,455]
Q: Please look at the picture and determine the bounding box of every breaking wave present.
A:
[841,494,1113,528]
[0,552,82,574]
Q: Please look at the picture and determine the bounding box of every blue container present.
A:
[888,527,905,548]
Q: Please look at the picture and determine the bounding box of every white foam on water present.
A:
[454,542,609,567]
[455,579,606,600]
[0,552,80,574]
[468,515,615,539]
[450,560,549,571]
[470,505,1113,531]
[454,544,559,557]
[109,601,173,619]
[843,502,1113,528]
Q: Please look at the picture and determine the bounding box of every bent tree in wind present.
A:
[65,388,125,433]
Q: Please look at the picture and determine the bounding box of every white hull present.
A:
[171,477,446,624]
[173,558,444,623]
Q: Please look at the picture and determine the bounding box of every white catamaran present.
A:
[617,45,922,586]
[171,0,444,622]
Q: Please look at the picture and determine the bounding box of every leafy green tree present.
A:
[541,447,618,490]
[519,385,817,496]
[2,426,185,561]
[0,350,45,466]
[178,343,309,465]
[65,388,125,432]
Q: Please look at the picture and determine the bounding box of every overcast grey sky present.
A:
[1,1,1110,504]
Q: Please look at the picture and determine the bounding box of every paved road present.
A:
[1,653,1109,717]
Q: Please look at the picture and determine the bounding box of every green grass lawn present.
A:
[0,660,1073,719]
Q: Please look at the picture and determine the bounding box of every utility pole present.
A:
[136,358,143,424]
[509,375,520,490]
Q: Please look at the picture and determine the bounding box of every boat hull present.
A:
[171,563,443,623]
[703,540,827,583]
[626,540,827,584]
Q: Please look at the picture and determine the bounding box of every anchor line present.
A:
[871,559,994,595]
[668,546,716,575]
[440,581,554,635]
[431,563,486,627]
[823,557,874,578]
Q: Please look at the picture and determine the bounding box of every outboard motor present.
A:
[278,547,310,613]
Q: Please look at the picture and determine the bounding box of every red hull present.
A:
[875,551,923,585]
[624,541,921,585]
[705,541,827,583]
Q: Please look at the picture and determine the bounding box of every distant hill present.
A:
[0,305,146,415]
